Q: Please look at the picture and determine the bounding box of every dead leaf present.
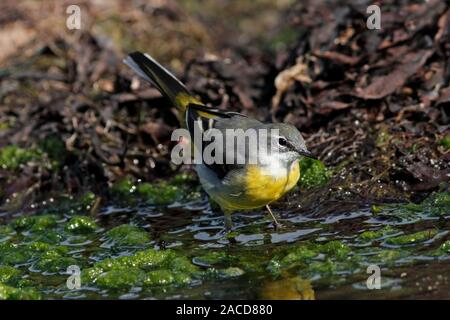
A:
[272,56,311,108]
[354,50,433,100]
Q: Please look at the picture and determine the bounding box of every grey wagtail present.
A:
[124,52,316,229]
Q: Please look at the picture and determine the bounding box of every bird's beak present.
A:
[297,149,317,160]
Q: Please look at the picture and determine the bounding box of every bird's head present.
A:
[264,123,316,163]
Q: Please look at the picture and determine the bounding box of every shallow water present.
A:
[0,184,448,300]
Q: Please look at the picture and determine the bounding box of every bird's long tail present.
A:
[123,51,201,122]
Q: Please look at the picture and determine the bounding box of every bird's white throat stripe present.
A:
[258,153,290,178]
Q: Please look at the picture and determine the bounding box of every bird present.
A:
[124,52,316,230]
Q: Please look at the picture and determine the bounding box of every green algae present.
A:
[439,135,450,150]
[0,226,14,240]
[202,266,245,280]
[424,191,450,216]
[37,136,67,170]
[370,205,383,214]
[105,224,150,246]
[359,226,397,242]
[111,177,180,204]
[83,248,200,289]
[385,229,438,246]
[111,174,202,205]
[299,158,330,189]
[65,216,98,234]
[78,192,97,208]
[170,172,198,185]
[0,283,40,300]
[0,243,36,266]
[218,267,245,278]
[0,139,68,173]
[0,122,10,130]
[368,249,410,266]
[12,215,58,232]
[34,251,77,273]
[110,177,135,196]
[431,241,450,257]
[137,183,179,205]
[144,270,192,286]
[27,230,64,244]
[267,240,354,279]
[0,265,21,283]
[0,145,41,170]
[373,191,450,221]
[193,251,239,267]
[0,178,448,299]
[278,246,318,266]
[375,127,391,148]
[96,268,147,289]
[95,249,173,271]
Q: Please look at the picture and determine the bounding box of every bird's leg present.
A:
[223,210,237,243]
[266,205,281,229]
[224,210,233,231]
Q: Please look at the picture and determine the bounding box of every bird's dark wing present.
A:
[185,103,261,179]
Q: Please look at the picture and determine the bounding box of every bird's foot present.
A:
[266,205,283,230]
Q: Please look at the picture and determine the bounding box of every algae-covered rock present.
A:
[137,183,179,205]
[32,215,58,232]
[111,177,136,196]
[202,266,245,280]
[84,248,200,289]
[167,256,199,274]
[359,226,397,242]
[279,246,318,266]
[0,243,35,266]
[299,158,329,189]
[111,175,200,205]
[65,216,98,234]
[94,248,175,271]
[385,229,437,246]
[319,241,351,259]
[37,136,67,170]
[144,270,192,286]
[267,240,354,278]
[96,268,147,289]
[11,215,57,232]
[170,172,197,185]
[105,224,150,246]
[369,249,409,266]
[219,267,245,278]
[381,191,450,221]
[0,265,21,283]
[11,217,37,231]
[26,230,64,244]
[426,191,450,216]
[192,251,238,267]
[26,242,53,252]
[0,145,41,170]
[431,240,450,257]
[439,136,450,150]
[0,283,41,300]
[34,250,78,273]
[0,226,15,240]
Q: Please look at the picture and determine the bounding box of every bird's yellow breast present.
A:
[244,161,300,207]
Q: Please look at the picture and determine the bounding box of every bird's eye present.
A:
[278,137,288,147]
